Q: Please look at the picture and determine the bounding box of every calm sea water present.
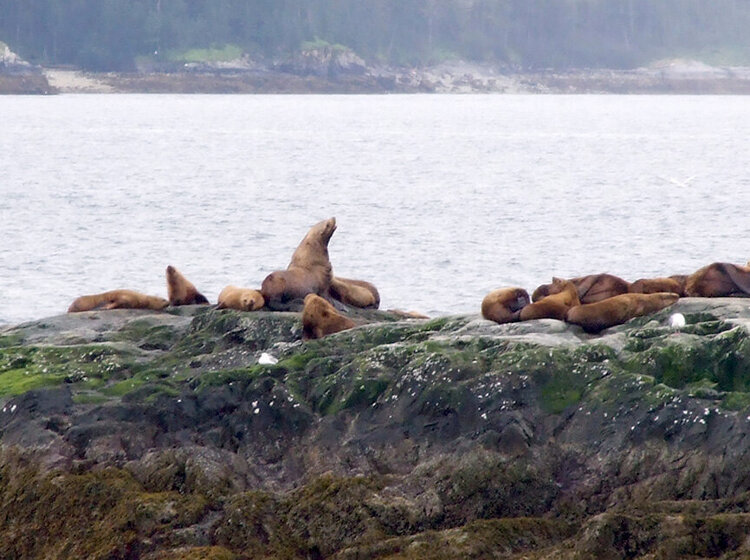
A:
[1,94,749,325]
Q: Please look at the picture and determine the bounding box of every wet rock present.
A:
[2,299,750,557]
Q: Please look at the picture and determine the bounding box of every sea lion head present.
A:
[241,290,265,311]
[319,217,337,243]
[532,277,566,302]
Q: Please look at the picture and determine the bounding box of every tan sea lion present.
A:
[387,309,430,319]
[68,289,169,313]
[166,265,209,306]
[532,273,630,304]
[302,293,356,340]
[684,262,750,297]
[565,292,679,333]
[520,279,580,321]
[262,217,337,306]
[481,287,530,324]
[629,277,685,296]
[216,286,265,311]
[328,276,380,309]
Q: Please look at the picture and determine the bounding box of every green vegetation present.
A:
[2,1,750,71]
[169,44,244,63]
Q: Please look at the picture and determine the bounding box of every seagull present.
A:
[669,313,686,329]
[258,352,278,365]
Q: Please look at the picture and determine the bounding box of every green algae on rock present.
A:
[3,298,750,558]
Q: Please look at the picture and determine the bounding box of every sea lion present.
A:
[68,290,169,313]
[629,277,685,296]
[166,265,209,306]
[565,292,679,333]
[532,273,630,304]
[520,279,580,321]
[481,287,530,324]
[684,262,750,297]
[216,286,265,311]
[387,309,430,320]
[261,217,337,306]
[301,293,356,340]
[328,276,380,309]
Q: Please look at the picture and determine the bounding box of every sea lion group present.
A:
[483,262,750,333]
[67,217,383,339]
[67,217,750,339]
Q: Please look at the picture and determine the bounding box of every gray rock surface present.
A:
[2,298,750,558]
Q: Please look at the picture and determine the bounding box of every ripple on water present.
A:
[0,94,749,324]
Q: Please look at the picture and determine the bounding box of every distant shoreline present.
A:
[4,59,750,95]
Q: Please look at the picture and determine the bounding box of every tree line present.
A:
[2,0,749,71]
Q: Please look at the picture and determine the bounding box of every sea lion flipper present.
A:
[722,263,750,295]
[573,274,599,300]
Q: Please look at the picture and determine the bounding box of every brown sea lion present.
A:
[261,217,337,306]
[532,273,630,304]
[565,292,679,333]
[387,309,430,319]
[166,265,209,306]
[216,286,265,311]
[520,279,580,321]
[684,262,750,297]
[328,276,380,309]
[302,293,356,340]
[68,289,169,313]
[629,277,685,296]
[481,287,530,324]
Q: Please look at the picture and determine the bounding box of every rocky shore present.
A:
[2,297,750,558]
[4,40,750,94]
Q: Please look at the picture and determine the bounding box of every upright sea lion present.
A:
[328,276,380,309]
[629,277,685,296]
[565,292,679,333]
[532,273,629,304]
[481,287,530,324]
[166,265,209,306]
[261,217,337,306]
[520,279,580,321]
[301,293,356,340]
[684,262,750,297]
[68,290,169,313]
[216,286,265,311]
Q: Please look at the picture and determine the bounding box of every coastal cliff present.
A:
[2,298,750,558]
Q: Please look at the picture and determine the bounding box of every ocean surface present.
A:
[1,94,749,325]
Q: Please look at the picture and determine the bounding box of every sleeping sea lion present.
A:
[301,293,356,340]
[387,309,430,320]
[684,262,750,297]
[216,286,265,311]
[565,292,679,333]
[629,277,685,296]
[68,289,169,313]
[533,273,629,304]
[328,276,380,309]
[520,279,580,321]
[262,217,337,306]
[166,265,209,306]
[481,287,530,324]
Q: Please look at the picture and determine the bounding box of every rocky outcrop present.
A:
[0,41,54,94]
[275,45,368,80]
[2,298,750,558]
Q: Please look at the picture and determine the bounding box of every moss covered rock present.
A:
[2,298,750,558]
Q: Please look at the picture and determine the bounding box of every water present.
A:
[1,94,749,325]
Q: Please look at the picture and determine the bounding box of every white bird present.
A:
[258,352,278,365]
[669,313,686,329]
